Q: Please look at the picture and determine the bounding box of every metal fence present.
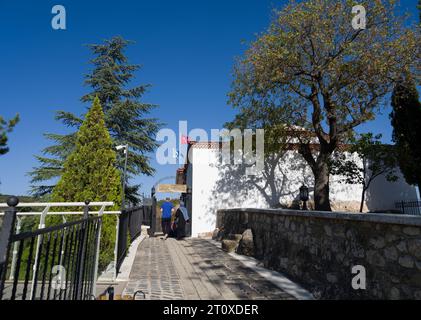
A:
[142,205,153,231]
[116,205,153,274]
[395,201,421,216]
[0,197,115,300]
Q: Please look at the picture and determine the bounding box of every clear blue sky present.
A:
[0,0,419,198]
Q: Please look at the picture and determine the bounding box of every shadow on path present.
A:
[123,237,297,300]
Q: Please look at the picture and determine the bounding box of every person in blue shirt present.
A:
[160,198,174,238]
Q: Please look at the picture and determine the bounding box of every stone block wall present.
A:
[217,208,421,299]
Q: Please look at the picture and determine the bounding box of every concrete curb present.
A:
[116,234,147,282]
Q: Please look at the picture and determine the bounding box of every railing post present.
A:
[75,201,90,300]
[107,286,114,300]
[30,205,50,299]
[59,216,67,268]
[9,217,21,281]
[0,196,19,300]
[114,214,120,281]
[91,205,104,299]
[151,196,156,236]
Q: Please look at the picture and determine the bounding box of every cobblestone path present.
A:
[123,237,301,300]
[123,237,184,300]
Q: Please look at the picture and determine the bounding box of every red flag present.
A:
[181,135,190,145]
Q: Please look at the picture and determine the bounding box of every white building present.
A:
[178,141,419,238]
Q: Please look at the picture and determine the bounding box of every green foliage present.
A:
[228,0,417,211]
[331,133,398,212]
[390,76,421,189]
[50,97,121,269]
[30,36,161,204]
[225,103,295,155]
[0,114,19,156]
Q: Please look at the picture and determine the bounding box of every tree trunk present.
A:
[313,160,332,211]
[360,187,367,213]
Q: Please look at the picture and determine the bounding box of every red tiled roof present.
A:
[189,141,225,149]
[187,141,351,151]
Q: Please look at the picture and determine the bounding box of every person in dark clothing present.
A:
[174,201,190,240]
[160,198,174,239]
[168,218,177,238]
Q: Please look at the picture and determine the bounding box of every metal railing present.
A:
[116,205,153,274]
[395,201,421,216]
[141,205,154,231]
[0,197,116,300]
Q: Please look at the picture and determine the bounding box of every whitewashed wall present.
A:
[188,147,418,237]
[366,169,418,212]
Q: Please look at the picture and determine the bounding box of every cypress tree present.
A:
[51,96,121,269]
[30,36,160,204]
[390,76,421,190]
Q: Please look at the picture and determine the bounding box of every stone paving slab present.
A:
[123,237,184,300]
[123,237,297,300]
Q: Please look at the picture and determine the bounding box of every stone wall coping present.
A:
[217,208,421,227]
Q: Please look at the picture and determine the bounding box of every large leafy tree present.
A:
[50,97,121,269]
[229,0,417,211]
[0,114,19,156]
[30,37,160,204]
[390,76,421,190]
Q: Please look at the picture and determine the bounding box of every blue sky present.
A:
[0,0,419,198]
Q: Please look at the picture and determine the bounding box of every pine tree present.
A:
[50,97,121,269]
[0,114,19,156]
[30,37,160,204]
[390,76,421,190]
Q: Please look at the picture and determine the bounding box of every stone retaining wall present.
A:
[216,208,421,299]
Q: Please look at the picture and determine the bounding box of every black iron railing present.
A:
[116,205,153,274]
[0,197,102,300]
[141,205,153,231]
[151,194,157,236]
[395,201,421,216]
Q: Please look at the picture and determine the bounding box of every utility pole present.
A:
[116,145,129,210]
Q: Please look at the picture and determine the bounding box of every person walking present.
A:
[174,200,190,240]
[160,197,174,239]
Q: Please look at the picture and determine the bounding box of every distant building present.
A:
[177,141,418,238]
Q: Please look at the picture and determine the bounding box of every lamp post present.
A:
[116,144,129,210]
[299,185,309,211]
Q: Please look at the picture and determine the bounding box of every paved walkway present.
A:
[123,237,301,300]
